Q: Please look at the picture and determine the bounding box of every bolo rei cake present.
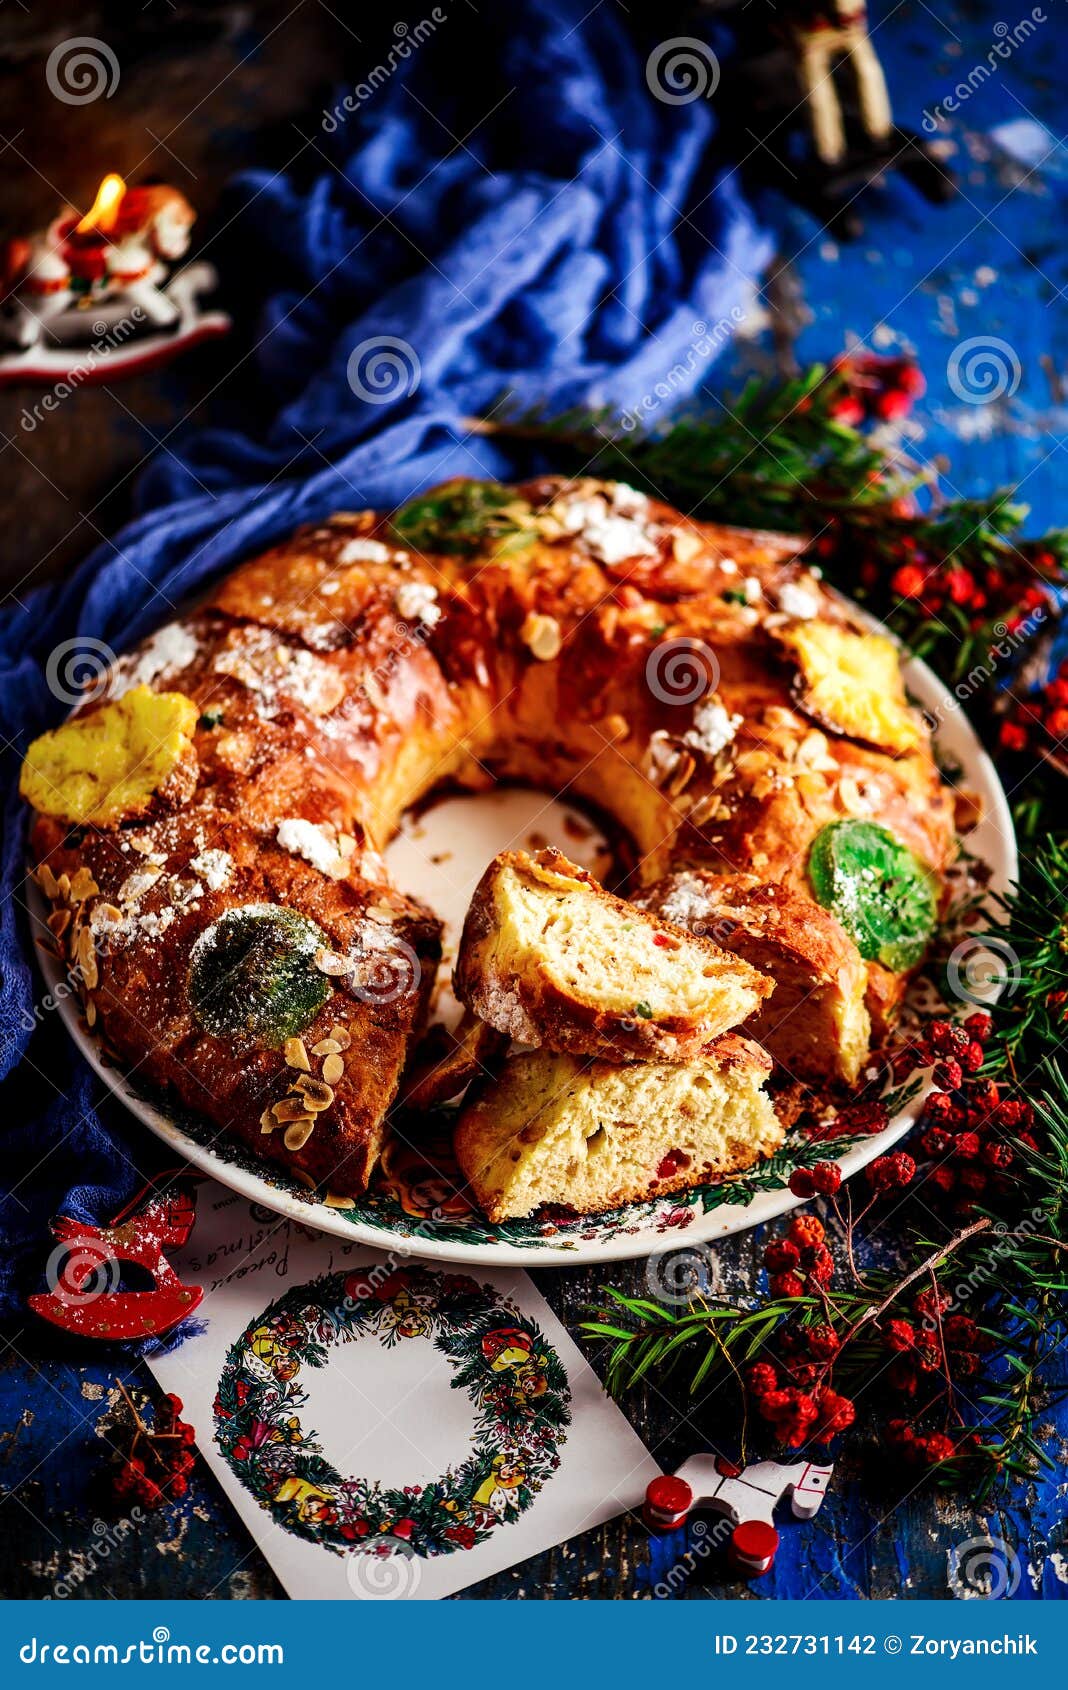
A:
[20,477,956,1216]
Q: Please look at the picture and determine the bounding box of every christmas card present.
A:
[146,1181,660,1599]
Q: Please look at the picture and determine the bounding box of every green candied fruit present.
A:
[807,820,938,973]
[188,903,333,1048]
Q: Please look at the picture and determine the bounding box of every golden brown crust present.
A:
[637,870,870,1086]
[23,475,954,1197]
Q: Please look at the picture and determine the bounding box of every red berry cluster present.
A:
[866,1151,915,1193]
[915,1014,1031,1211]
[746,1302,855,1449]
[762,1212,835,1300]
[999,651,1068,754]
[878,1294,991,1404]
[113,1389,196,1510]
[885,1421,966,1467]
[827,353,925,427]
[787,1161,842,1200]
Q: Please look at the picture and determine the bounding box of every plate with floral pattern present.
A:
[34,643,1016,1265]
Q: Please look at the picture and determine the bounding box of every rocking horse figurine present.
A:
[644,1453,835,1577]
[0,174,230,386]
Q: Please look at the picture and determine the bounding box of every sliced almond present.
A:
[47,908,72,940]
[283,1118,316,1152]
[260,1107,280,1134]
[329,1024,351,1050]
[274,1095,314,1123]
[323,1191,355,1210]
[322,1053,344,1086]
[284,1037,311,1072]
[69,867,99,903]
[311,1038,341,1056]
[314,947,353,977]
[672,528,703,563]
[37,864,61,901]
[57,873,71,901]
[520,611,562,662]
[295,1076,334,1112]
[292,1168,317,1190]
[77,926,99,989]
[85,997,97,1029]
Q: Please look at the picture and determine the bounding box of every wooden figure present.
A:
[0,174,229,385]
[28,1181,203,1340]
[695,0,955,237]
[644,1452,834,1576]
[786,1,892,167]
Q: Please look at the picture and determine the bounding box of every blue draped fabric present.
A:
[0,0,769,1314]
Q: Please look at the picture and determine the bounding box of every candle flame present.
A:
[75,173,126,236]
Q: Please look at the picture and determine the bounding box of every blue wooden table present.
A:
[0,0,1066,1601]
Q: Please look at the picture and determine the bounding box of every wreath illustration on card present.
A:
[213,1266,571,1557]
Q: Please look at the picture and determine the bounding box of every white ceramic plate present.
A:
[32,637,1017,1265]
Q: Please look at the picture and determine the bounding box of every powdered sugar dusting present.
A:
[683,697,743,758]
[109,623,200,698]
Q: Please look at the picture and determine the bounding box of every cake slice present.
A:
[637,871,870,1086]
[453,848,772,1062]
[453,1035,781,1221]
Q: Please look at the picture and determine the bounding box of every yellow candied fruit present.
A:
[778,620,923,757]
[20,685,199,827]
